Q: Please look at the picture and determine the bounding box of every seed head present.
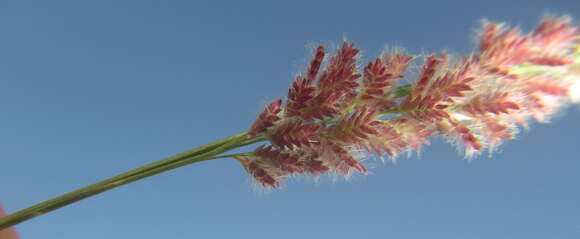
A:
[243,16,580,188]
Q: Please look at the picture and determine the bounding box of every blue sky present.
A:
[0,0,579,238]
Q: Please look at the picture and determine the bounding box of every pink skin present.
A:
[0,204,20,239]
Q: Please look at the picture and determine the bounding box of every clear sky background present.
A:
[0,1,579,238]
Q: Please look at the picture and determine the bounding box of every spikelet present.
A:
[248,99,282,137]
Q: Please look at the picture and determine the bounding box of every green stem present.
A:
[0,132,266,230]
[208,152,253,159]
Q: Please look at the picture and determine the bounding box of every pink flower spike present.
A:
[242,15,580,189]
[532,16,577,50]
[360,51,414,110]
[248,99,283,137]
[306,46,325,82]
[326,106,380,145]
[324,142,368,175]
[267,120,321,149]
[287,41,364,120]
